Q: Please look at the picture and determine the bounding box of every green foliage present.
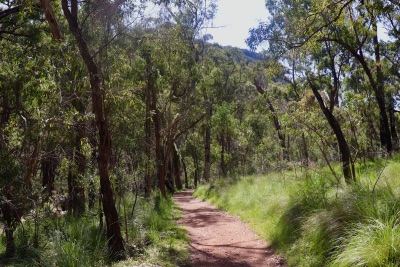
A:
[0,192,189,267]
[114,193,190,267]
[0,148,22,189]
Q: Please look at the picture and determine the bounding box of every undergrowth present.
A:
[0,192,189,267]
[194,157,400,266]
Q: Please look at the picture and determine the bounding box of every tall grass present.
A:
[194,158,400,266]
[116,193,190,267]
[0,192,189,267]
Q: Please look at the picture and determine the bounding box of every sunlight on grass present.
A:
[195,157,400,266]
[0,193,189,267]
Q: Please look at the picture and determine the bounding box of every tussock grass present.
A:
[117,194,190,267]
[0,192,189,267]
[195,157,400,266]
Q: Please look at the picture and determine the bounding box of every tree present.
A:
[248,0,396,154]
[61,0,125,255]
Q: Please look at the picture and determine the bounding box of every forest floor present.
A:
[173,190,287,267]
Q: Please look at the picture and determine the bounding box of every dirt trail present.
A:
[173,190,286,267]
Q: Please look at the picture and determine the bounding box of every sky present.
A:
[143,0,270,50]
[204,0,269,50]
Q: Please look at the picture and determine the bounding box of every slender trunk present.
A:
[373,19,392,153]
[88,119,97,210]
[253,79,287,159]
[146,61,167,198]
[302,133,309,167]
[220,134,227,177]
[182,158,188,189]
[24,139,40,190]
[165,133,175,194]
[62,1,124,255]
[326,23,391,153]
[2,189,20,258]
[309,79,354,183]
[74,141,86,215]
[0,94,10,147]
[203,102,211,182]
[144,82,152,197]
[173,144,183,190]
[389,103,398,149]
[4,226,15,258]
[41,150,59,197]
[193,155,199,188]
[68,117,86,215]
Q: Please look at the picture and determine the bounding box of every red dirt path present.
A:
[173,190,286,267]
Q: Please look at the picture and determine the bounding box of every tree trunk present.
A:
[203,102,211,182]
[88,119,97,210]
[145,60,167,198]
[253,79,288,160]
[389,103,398,149]
[144,81,152,197]
[4,225,15,258]
[182,158,189,188]
[373,19,392,153]
[2,189,20,258]
[41,150,59,197]
[74,122,86,215]
[220,134,227,177]
[173,144,183,190]
[67,120,86,215]
[62,1,124,255]
[309,79,354,183]
[193,154,199,188]
[302,133,309,167]
[40,0,63,40]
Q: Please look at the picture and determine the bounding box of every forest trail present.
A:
[173,190,286,267]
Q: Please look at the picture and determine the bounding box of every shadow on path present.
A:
[173,190,286,267]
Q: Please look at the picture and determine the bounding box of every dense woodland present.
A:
[1,0,400,265]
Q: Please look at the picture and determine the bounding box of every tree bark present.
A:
[67,120,86,215]
[144,80,152,197]
[389,103,398,149]
[173,144,183,190]
[309,78,354,183]
[323,35,392,153]
[145,60,167,198]
[253,79,288,160]
[182,157,189,188]
[193,155,199,188]
[40,0,63,40]
[302,133,309,167]
[41,150,59,197]
[372,17,392,153]
[220,133,227,177]
[62,0,124,255]
[203,101,211,182]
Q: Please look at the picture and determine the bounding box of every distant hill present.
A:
[204,42,264,64]
[240,49,263,61]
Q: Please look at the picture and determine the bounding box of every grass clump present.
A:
[0,192,189,267]
[195,157,400,266]
[114,193,190,267]
[329,217,400,267]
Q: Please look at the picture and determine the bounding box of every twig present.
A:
[372,153,389,194]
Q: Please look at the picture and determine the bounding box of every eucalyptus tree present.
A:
[59,0,145,256]
[307,40,356,182]
[248,0,397,155]
[158,0,217,183]
[133,0,216,192]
